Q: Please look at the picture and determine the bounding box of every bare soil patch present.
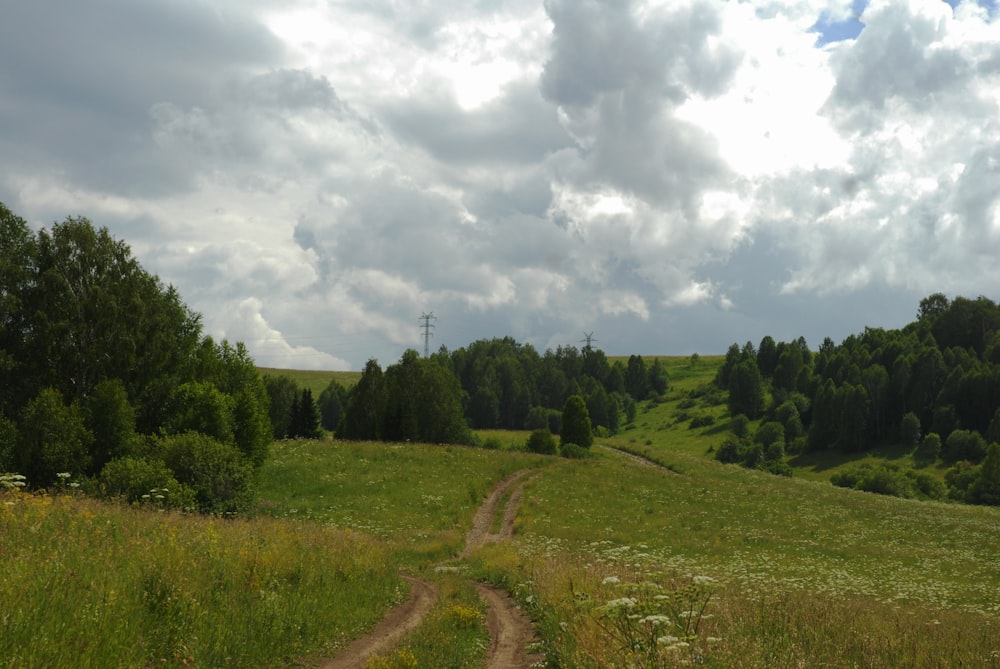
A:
[318,575,438,669]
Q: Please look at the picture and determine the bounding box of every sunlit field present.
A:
[0,489,399,668]
[469,449,1000,667]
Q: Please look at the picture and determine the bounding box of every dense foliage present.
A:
[0,202,267,510]
[335,340,670,447]
[715,293,1000,504]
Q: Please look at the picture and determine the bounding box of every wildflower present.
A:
[657,635,680,645]
[602,576,620,585]
[692,575,716,584]
[57,472,71,479]
[639,614,671,626]
[605,597,637,610]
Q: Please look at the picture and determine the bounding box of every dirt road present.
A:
[316,469,542,669]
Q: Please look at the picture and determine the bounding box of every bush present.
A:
[560,443,590,459]
[526,429,557,455]
[911,471,947,500]
[945,461,981,502]
[944,429,987,463]
[97,456,197,510]
[689,415,715,429]
[715,438,743,464]
[481,436,502,450]
[754,422,785,448]
[158,432,256,514]
[912,432,942,467]
[831,463,919,499]
[729,414,750,439]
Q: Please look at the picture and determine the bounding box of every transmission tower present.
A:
[419,312,436,357]
[580,331,597,350]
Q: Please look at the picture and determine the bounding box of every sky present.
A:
[2,0,999,370]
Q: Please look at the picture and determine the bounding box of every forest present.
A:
[714,294,1000,504]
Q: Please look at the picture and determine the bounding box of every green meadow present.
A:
[3,355,999,667]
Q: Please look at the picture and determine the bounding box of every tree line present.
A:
[331,338,670,444]
[715,293,1000,505]
[1,202,269,512]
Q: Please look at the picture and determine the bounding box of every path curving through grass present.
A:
[317,469,542,669]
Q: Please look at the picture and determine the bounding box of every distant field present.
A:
[257,367,360,395]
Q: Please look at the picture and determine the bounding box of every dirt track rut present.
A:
[316,469,542,669]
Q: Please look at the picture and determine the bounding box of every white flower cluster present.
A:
[0,473,27,489]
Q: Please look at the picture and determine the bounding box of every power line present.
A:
[580,331,597,350]
[419,312,436,357]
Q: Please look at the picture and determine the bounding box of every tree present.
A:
[943,429,987,463]
[265,375,299,438]
[917,292,950,322]
[757,335,778,378]
[84,379,139,474]
[16,388,93,485]
[648,358,669,396]
[213,341,271,467]
[968,443,1000,505]
[338,359,386,440]
[913,432,942,467]
[163,381,234,445]
[289,388,322,439]
[318,379,348,432]
[900,412,922,450]
[624,355,649,399]
[727,360,764,419]
[560,394,593,449]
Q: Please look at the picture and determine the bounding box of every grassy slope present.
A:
[257,367,361,395]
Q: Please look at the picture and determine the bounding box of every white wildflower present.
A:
[605,597,637,610]
[639,614,671,626]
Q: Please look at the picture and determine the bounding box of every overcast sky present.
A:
[3,0,999,370]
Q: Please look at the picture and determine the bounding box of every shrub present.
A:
[944,430,987,463]
[689,415,715,429]
[715,438,743,464]
[911,471,947,500]
[560,443,590,459]
[97,457,197,510]
[481,436,502,450]
[729,414,750,439]
[912,432,942,467]
[158,432,256,514]
[945,461,981,502]
[754,422,785,448]
[526,429,557,455]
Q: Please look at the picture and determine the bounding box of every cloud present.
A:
[3,0,999,370]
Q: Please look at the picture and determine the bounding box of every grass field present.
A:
[5,356,1000,667]
[257,367,360,395]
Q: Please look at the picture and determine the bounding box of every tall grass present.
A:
[0,488,400,668]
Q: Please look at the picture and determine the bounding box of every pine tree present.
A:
[560,394,593,449]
